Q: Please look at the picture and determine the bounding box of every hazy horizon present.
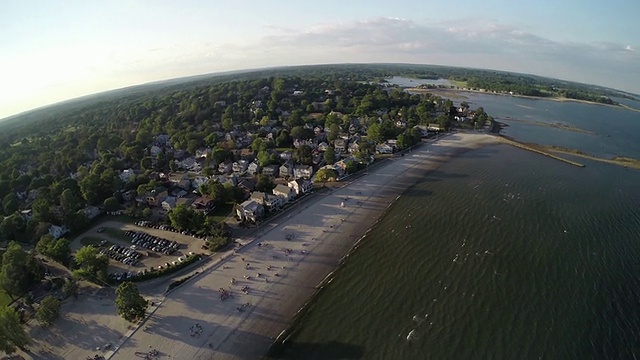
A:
[2,0,639,120]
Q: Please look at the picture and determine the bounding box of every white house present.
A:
[247,162,261,175]
[232,160,249,173]
[162,196,177,211]
[376,143,394,154]
[272,184,295,202]
[288,178,312,196]
[218,161,233,174]
[49,225,70,240]
[293,165,313,179]
[279,162,294,178]
[265,194,284,210]
[262,164,279,177]
[236,200,264,222]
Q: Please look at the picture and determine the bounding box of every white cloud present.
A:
[248,17,639,94]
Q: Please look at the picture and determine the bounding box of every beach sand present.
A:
[96,132,499,360]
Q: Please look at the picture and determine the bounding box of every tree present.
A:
[60,188,81,213]
[255,174,275,192]
[115,281,148,322]
[141,208,153,219]
[103,197,120,212]
[367,122,383,144]
[36,295,61,327]
[324,146,336,165]
[0,242,42,300]
[62,277,79,299]
[73,246,109,283]
[0,307,30,353]
[314,168,338,183]
[168,204,192,231]
[293,145,313,165]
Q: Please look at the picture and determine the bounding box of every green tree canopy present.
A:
[73,246,109,283]
[0,307,30,353]
[36,295,61,327]
[0,241,42,300]
[115,281,148,322]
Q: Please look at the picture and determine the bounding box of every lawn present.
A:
[103,227,130,242]
[448,79,468,88]
[209,202,234,223]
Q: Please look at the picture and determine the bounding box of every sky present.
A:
[1,0,639,120]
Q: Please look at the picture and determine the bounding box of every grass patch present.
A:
[80,237,106,247]
[103,227,130,242]
[448,79,468,88]
[209,202,234,223]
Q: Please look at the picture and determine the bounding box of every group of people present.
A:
[190,323,203,337]
[218,287,232,301]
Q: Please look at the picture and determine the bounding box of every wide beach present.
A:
[104,132,498,360]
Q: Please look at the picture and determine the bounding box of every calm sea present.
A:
[272,96,640,360]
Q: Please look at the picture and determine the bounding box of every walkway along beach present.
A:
[108,132,500,360]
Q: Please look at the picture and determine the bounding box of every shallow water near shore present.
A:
[273,144,640,359]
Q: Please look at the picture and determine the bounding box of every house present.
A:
[121,190,136,202]
[172,189,188,198]
[293,165,313,179]
[174,178,191,190]
[81,206,102,219]
[265,194,284,210]
[218,161,233,174]
[247,162,261,175]
[272,184,295,202]
[162,196,177,211]
[280,151,293,161]
[232,160,249,173]
[240,148,255,161]
[250,191,268,205]
[20,209,33,222]
[237,178,256,194]
[376,143,394,154]
[236,200,264,222]
[195,148,211,158]
[288,178,313,196]
[192,196,216,212]
[334,138,348,152]
[262,164,279,177]
[150,145,162,156]
[146,187,168,207]
[119,168,135,182]
[347,141,360,154]
[279,162,294,178]
[49,225,70,240]
[317,142,329,151]
[192,176,210,190]
[414,125,429,137]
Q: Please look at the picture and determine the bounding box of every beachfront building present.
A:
[236,200,264,222]
[272,184,295,202]
[288,179,312,196]
[293,164,314,179]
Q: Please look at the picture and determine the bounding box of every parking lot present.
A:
[71,220,209,281]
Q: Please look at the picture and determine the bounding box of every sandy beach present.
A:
[11,132,496,360]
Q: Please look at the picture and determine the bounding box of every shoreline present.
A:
[406,87,632,109]
[105,132,499,360]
